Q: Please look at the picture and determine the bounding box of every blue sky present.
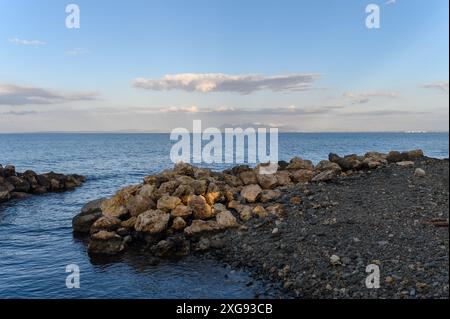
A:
[0,0,448,132]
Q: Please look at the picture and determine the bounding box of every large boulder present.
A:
[72,198,105,233]
[6,176,30,193]
[290,169,314,183]
[87,231,126,255]
[134,209,170,234]
[240,184,262,203]
[157,195,181,212]
[216,210,238,228]
[328,153,353,171]
[315,161,342,174]
[184,220,222,237]
[287,157,314,170]
[188,195,213,219]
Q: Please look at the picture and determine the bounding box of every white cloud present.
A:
[422,81,449,94]
[65,48,90,56]
[0,84,99,106]
[133,73,320,94]
[8,38,46,46]
[343,91,400,104]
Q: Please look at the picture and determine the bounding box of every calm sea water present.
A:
[0,133,448,298]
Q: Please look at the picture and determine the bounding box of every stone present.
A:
[100,187,136,219]
[88,231,125,255]
[172,217,187,231]
[171,204,192,218]
[290,169,314,183]
[328,153,352,171]
[330,255,341,265]
[127,194,154,216]
[387,151,408,163]
[139,184,155,198]
[204,183,223,205]
[91,216,122,233]
[239,170,258,185]
[253,205,268,218]
[287,157,314,170]
[216,210,238,228]
[315,160,342,174]
[407,149,424,159]
[121,217,137,229]
[397,161,414,167]
[276,171,292,186]
[240,184,262,203]
[414,168,426,177]
[223,174,243,187]
[260,189,282,203]
[257,174,279,189]
[239,206,253,222]
[266,204,285,217]
[3,165,16,178]
[72,198,104,233]
[188,195,213,219]
[134,209,170,234]
[184,220,222,237]
[312,170,337,182]
[290,196,302,205]
[157,195,181,212]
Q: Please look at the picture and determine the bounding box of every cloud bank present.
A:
[422,81,449,94]
[133,73,320,94]
[8,38,46,46]
[0,84,98,106]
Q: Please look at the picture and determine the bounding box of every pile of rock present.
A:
[0,164,85,203]
[73,149,426,256]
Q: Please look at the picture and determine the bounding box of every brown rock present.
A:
[290,196,302,205]
[239,170,258,185]
[253,205,268,218]
[134,209,170,234]
[127,194,154,217]
[91,216,122,233]
[266,204,285,217]
[260,189,282,203]
[240,184,262,203]
[257,174,278,189]
[312,170,337,182]
[216,210,238,228]
[172,217,187,231]
[276,171,292,186]
[290,169,314,183]
[287,157,314,170]
[171,204,192,218]
[188,195,213,219]
[184,220,222,236]
[157,195,181,212]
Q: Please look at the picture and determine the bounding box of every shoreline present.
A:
[72,149,449,298]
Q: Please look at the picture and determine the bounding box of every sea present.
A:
[0,132,448,298]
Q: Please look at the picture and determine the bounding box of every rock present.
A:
[188,195,213,219]
[312,170,337,182]
[407,149,424,159]
[72,198,104,233]
[216,210,238,228]
[100,187,137,219]
[330,255,341,265]
[172,217,187,231]
[276,171,293,186]
[290,196,302,205]
[205,183,223,205]
[88,231,125,255]
[266,204,285,217]
[223,174,243,187]
[3,165,16,178]
[240,184,262,203]
[239,171,258,185]
[171,204,193,218]
[213,203,228,214]
[315,161,342,174]
[184,220,222,237]
[239,206,253,222]
[6,176,30,193]
[0,189,11,202]
[290,169,314,183]
[387,151,408,163]
[414,168,426,177]
[134,209,170,234]
[344,154,364,170]
[139,184,155,198]
[385,276,395,284]
[127,194,154,216]
[173,162,195,176]
[121,217,137,229]
[328,153,352,171]
[287,157,314,170]
[157,195,181,212]
[256,174,279,189]
[253,205,268,218]
[397,161,415,167]
[90,216,122,234]
[260,189,282,203]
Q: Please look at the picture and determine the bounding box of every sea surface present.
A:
[0,133,448,298]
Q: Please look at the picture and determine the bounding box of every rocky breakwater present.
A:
[0,164,85,203]
[73,149,428,258]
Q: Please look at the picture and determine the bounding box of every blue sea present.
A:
[0,133,448,298]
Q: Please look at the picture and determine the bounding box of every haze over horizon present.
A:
[0,0,448,133]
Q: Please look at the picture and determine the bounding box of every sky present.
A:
[0,0,448,133]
